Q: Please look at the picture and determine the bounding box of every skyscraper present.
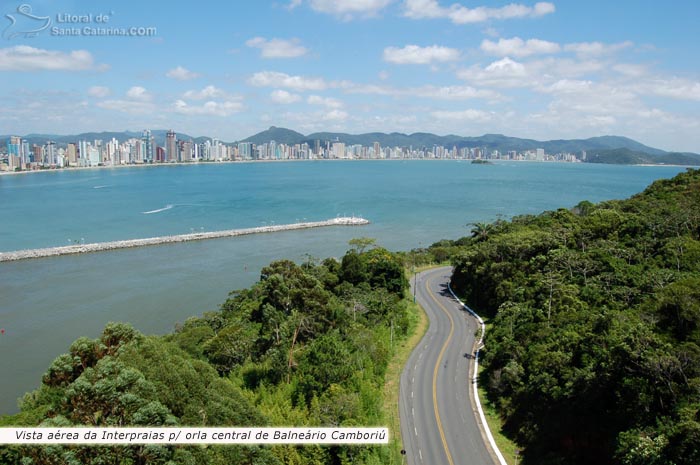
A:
[7,136,21,170]
[166,130,177,162]
[142,130,154,163]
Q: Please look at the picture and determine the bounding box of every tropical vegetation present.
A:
[449,168,700,464]
[0,246,410,465]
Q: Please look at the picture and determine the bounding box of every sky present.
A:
[1,0,699,152]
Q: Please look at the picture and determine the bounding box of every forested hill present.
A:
[451,168,700,465]
[0,247,410,464]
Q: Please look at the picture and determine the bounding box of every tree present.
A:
[348,237,376,254]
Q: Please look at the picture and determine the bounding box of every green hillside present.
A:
[450,168,700,465]
[0,248,411,465]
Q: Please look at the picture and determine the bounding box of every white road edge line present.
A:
[448,282,508,465]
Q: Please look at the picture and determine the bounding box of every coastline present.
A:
[2,158,695,178]
[0,217,369,262]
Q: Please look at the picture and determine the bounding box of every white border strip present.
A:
[1,427,388,445]
[448,283,508,465]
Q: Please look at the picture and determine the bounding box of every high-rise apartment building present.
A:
[166,130,177,162]
[142,130,154,163]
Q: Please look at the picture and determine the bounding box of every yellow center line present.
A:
[425,275,456,465]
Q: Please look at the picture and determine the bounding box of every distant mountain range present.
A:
[3,127,699,166]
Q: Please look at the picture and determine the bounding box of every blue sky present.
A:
[1,0,699,152]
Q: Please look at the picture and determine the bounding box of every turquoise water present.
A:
[0,161,687,414]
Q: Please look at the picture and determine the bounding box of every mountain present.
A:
[242,126,305,145]
[300,132,670,156]
[587,148,700,165]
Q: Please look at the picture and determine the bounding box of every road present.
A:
[399,266,496,465]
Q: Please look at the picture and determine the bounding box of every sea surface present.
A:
[0,161,687,414]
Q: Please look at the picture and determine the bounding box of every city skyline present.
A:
[3,128,577,170]
[1,1,699,152]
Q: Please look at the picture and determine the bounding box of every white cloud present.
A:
[383,44,460,64]
[126,86,151,101]
[342,83,397,95]
[95,87,154,114]
[564,41,633,57]
[288,0,303,9]
[270,89,302,104]
[325,109,349,120]
[458,57,603,88]
[96,100,154,114]
[245,37,309,58]
[172,100,244,117]
[182,85,231,100]
[481,37,560,57]
[430,109,493,122]
[403,0,555,24]
[87,86,110,98]
[0,46,104,71]
[642,78,700,102]
[613,63,648,78]
[538,79,594,95]
[412,84,501,100]
[308,0,393,18]
[458,57,530,87]
[307,95,344,108]
[166,66,201,80]
[249,71,328,91]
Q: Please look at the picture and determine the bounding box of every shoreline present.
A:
[2,158,695,177]
[0,217,369,262]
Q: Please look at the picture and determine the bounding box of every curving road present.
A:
[399,266,496,465]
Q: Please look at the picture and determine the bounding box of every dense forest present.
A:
[448,168,700,464]
[0,245,410,464]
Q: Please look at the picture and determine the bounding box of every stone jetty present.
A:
[0,217,370,262]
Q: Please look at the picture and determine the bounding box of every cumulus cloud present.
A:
[538,79,594,94]
[458,57,530,87]
[641,78,700,102]
[249,71,328,91]
[126,86,151,101]
[96,100,154,114]
[481,37,560,57]
[95,86,154,114]
[403,0,555,24]
[245,37,308,58]
[307,95,344,108]
[308,0,393,18]
[383,44,460,64]
[612,63,648,78]
[430,108,493,121]
[182,85,231,100]
[564,41,633,56]
[87,86,110,98]
[412,84,501,100]
[458,57,603,88]
[172,100,244,117]
[325,109,349,120]
[270,89,302,104]
[166,66,201,80]
[0,46,104,71]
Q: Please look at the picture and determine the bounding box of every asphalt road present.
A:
[399,266,496,465]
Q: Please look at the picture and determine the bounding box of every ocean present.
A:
[0,160,687,414]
